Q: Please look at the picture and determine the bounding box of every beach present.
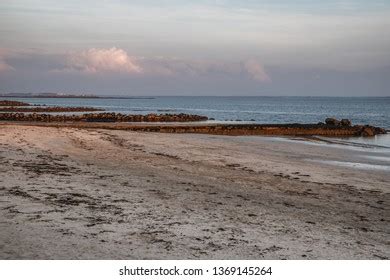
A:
[0,124,389,259]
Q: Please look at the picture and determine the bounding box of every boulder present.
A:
[374,127,387,135]
[361,126,375,137]
[325,118,340,126]
[340,119,352,127]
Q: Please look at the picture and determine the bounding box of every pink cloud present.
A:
[0,50,14,73]
[66,47,142,74]
[55,47,271,82]
[243,59,271,82]
[0,60,13,73]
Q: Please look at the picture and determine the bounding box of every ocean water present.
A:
[3,96,390,129]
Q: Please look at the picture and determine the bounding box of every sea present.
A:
[3,96,389,128]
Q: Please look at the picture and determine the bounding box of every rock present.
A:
[374,127,387,135]
[361,126,375,137]
[317,122,325,125]
[340,119,352,126]
[325,118,340,126]
[358,125,386,136]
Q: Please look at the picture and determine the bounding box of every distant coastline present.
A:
[0,93,155,99]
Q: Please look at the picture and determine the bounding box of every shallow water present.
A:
[261,134,390,172]
[332,134,390,148]
[317,135,390,171]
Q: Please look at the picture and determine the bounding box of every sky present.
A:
[0,0,389,96]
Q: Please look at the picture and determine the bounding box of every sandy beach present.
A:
[0,124,389,259]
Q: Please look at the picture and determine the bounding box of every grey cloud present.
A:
[0,50,14,73]
[139,56,271,82]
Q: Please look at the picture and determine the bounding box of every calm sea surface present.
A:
[3,96,390,128]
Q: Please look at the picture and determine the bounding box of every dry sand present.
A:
[0,125,389,259]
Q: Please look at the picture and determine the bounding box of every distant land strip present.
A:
[0,107,105,112]
[0,94,155,99]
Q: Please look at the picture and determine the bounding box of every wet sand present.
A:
[0,125,389,259]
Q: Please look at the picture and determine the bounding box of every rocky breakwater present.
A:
[0,115,386,137]
[60,118,384,137]
[0,106,104,112]
[321,117,387,136]
[0,100,31,107]
[0,112,209,123]
[115,121,385,137]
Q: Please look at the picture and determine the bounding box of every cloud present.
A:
[0,60,13,73]
[243,59,271,82]
[0,50,14,73]
[140,57,271,82]
[140,58,227,76]
[54,47,270,82]
[65,47,142,74]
